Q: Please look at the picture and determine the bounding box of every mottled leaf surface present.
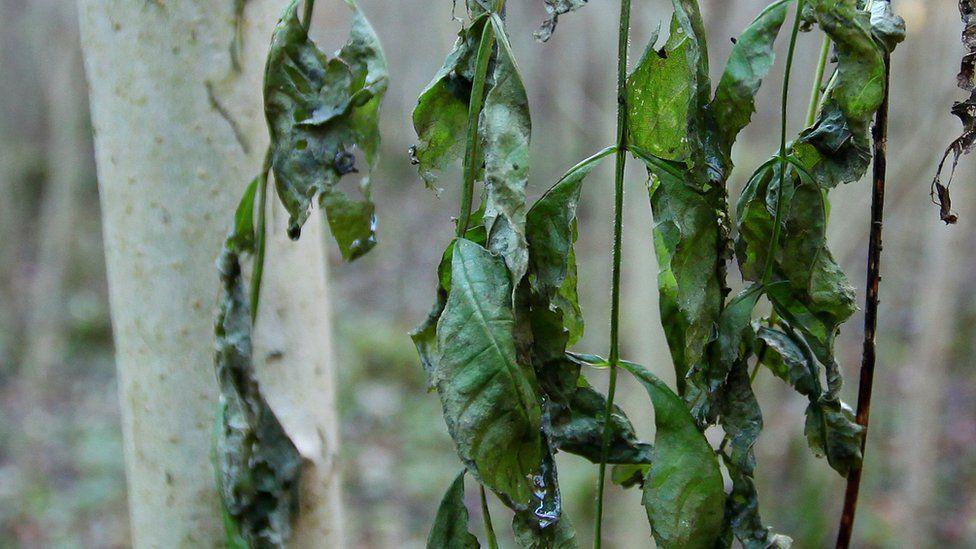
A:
[215,246,301,548]
[264,0,387,258]
[427,471,480,549]
[435,238,543,508]
[481,16,532,282]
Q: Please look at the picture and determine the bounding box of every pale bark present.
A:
[78,1,343,546]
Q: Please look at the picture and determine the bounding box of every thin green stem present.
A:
[479,485,499,549]
[806,35,832,126]
[594,0,632,547]
[457,21,495,237]
[303,0,316,31]
[250,149,273,324]
[762,0,805,285]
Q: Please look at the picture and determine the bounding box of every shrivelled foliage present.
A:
[414,0,906,547]
[932,0,976,224]
[213,1,388,545]
[264,0,388,259]
[214,189,301,549]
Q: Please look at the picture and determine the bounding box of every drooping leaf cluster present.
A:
[212,1,388,546]
[413,4,729,548]
[624,0,902,546]
[932,0,976,224]
[416,0,904,547]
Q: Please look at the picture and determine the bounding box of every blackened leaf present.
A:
[481,16,531,282]
[689,284,763,422]
[711,0,790,156]
[719,362,792,547]
[510,441,575,547]
[427,471,481,549]
[757,325,863,477]
[621,361,725,549]
[549,381,654,466]
[611,463,652,489]
[435,238,543,508]
[932,0,976,224]
[264,0,387,259]
[413,14,489,189]
[215,249,302,548]
[535,0,589,42]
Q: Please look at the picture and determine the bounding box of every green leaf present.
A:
[535,0,590,42]
[227,176,260,253]
[427,471,480,549]
[621,362,725,549]
[524,148,612,396]
[626,19,692,163]
[264,0,387,259]
[413,14,489,189]
[711,0,790,155]
[435,238,543,508]
[643,162,725,403]
[214,248,302,548]
[481,16,532,282]
[791,0,887,190]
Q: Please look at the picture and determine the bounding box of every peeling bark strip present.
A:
[932,0,976,224]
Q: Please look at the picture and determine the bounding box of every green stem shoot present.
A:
[594,0,632,546]
[806,35,832,126]
[480,485,499,549]
[250,149,272,324]
[457,21,495,237]
[762,0,805,285]
[303,0,316,31]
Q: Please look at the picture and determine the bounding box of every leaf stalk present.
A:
[457,21,496,237]
[762,0,805,286]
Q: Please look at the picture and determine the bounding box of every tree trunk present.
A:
[77,1,344,546]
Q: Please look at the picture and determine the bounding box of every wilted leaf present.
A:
[549,380,654,466]
[435,238,543,508]
[264,0,387,259]
[932,0,976,224]
[427,471,480,549]
[214,248,302,548]
[535,0,590,43]
[712,0,790,155]
[413,14,489,188]
[757,325,864,477]
[622,362,725,549]
[481,16,532,282]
